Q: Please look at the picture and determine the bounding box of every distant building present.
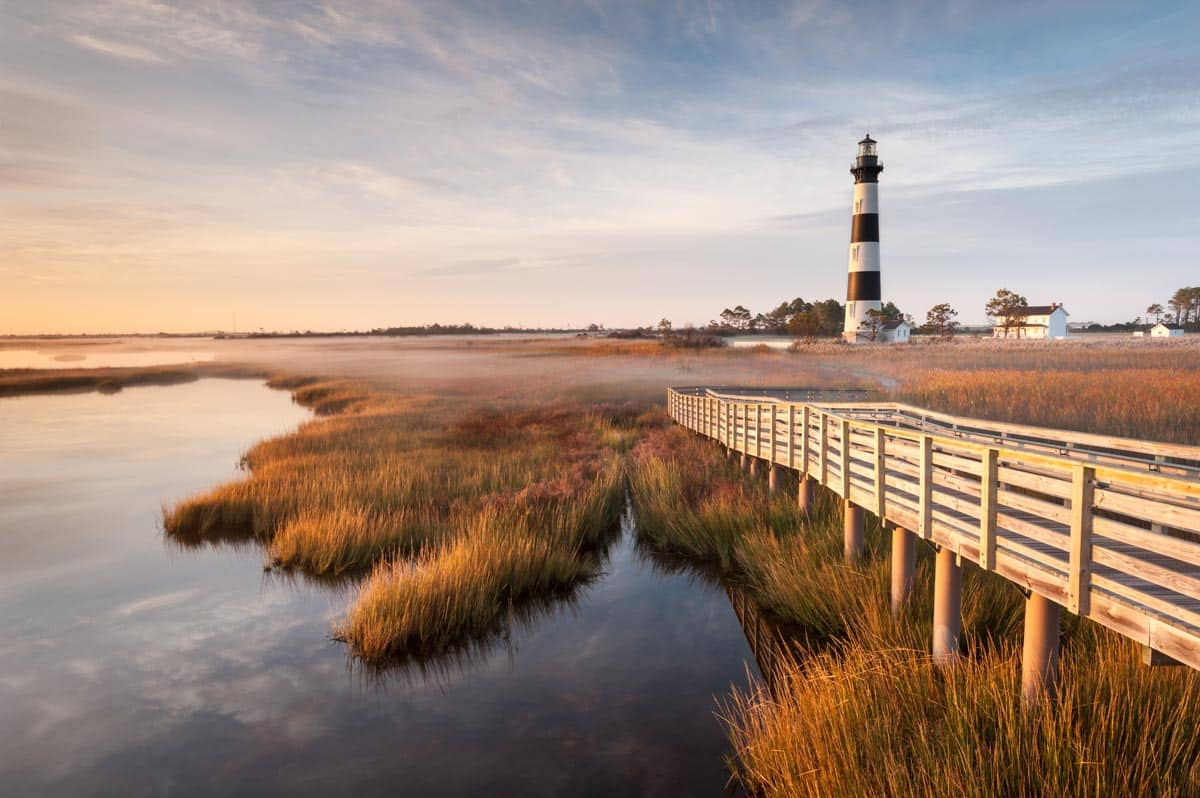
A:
[1151,323,1185,338]
[880,319,911,343]
[993,303,1069,340]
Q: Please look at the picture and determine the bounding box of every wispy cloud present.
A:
[70,33,167,63]
[0,1,1198,332]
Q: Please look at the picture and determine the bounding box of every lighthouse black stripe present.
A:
[850,213,879,242]
[846,270,881,301]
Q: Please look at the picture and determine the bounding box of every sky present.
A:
[2,0,1198,333]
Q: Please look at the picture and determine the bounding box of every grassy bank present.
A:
[724,632,1200,797]
[165,376,642,662]
[0,362,270,397]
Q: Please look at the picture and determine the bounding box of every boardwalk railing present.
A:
[668,386,1200,703]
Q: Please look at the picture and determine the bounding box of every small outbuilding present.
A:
[880,319,911,343]
[1151,323,1185,338]
[993,303,1069,340]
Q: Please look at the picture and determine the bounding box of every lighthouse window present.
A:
[853,246,859,262]
[855,199,862,213]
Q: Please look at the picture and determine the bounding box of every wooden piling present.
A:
[1021,591,1061,707]
[768,464,780,494]
[843,500,864,562]
[797,476,815,518]
[932,546,962,665]
[890,525,916,615]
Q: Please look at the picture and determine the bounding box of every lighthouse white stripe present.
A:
[847,241,880,273]
[852,183,878,214]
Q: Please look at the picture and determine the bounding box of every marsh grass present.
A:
[0,362,272,397]
[902,368,1200,444]
[724,631,1200,797]
[336,465,623,660]
[164,376,638,663]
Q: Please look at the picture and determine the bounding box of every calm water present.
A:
[0,379,760,796]
[0,348,215,369]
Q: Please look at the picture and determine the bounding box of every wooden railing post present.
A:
[769,404,778,464]
[979,448,999,571]
[840,419,851,501]
[819,412,829,488]
[874,427,886,518]
[1069,465,1095,615]
[800,406,811,478]
[919,435,933,540]
[756,404,764,460]
[786,405,796,470]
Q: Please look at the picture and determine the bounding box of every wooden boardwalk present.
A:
[668,386,1200,700]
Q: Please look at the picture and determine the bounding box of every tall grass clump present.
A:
[726,631,1200,797]
[338,461,623,661]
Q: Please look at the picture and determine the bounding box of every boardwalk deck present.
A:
[667,386,1200,682]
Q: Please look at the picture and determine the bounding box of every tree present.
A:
[1173,286,1200,328]
[811,299,845,336]
[787,309,821,339]
[924,303,959,339]
[985,288,1029,338]
[657,318,672,334]
[1146,303,1164,325]
[860,308,886,341]
[719,305,753,331]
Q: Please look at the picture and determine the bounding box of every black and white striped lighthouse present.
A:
[843,134,883,342]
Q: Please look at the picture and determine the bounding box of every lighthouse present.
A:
[843,134,884,342]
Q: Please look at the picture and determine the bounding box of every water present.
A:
[0,347,215,369]
[0,379,760,796]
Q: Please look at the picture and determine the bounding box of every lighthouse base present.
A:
[842,326,911,345]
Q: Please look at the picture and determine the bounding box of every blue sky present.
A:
[1,1,1197,332]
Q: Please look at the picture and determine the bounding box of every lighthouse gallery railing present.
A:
[668,386,1200,669]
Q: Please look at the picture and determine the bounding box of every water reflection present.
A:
[0,347,215,370]
[0,381,764,796]
[633,541,795,691]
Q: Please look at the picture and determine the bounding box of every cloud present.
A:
[70,33,167,63]
[417,257,523,279]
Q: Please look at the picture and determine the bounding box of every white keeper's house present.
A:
[993,303,1069,340]
[1151,322,1185,338]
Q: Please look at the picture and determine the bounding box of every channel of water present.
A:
[0,379,763,796]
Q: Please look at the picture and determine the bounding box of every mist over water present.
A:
[0,376,760,796]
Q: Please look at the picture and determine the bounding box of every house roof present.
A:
[881,320,908,330]
[1152,323,1183,330]
[1007,304,1067,317]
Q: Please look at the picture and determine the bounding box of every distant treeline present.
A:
[230,323,585,339]
[659,297,906,338]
